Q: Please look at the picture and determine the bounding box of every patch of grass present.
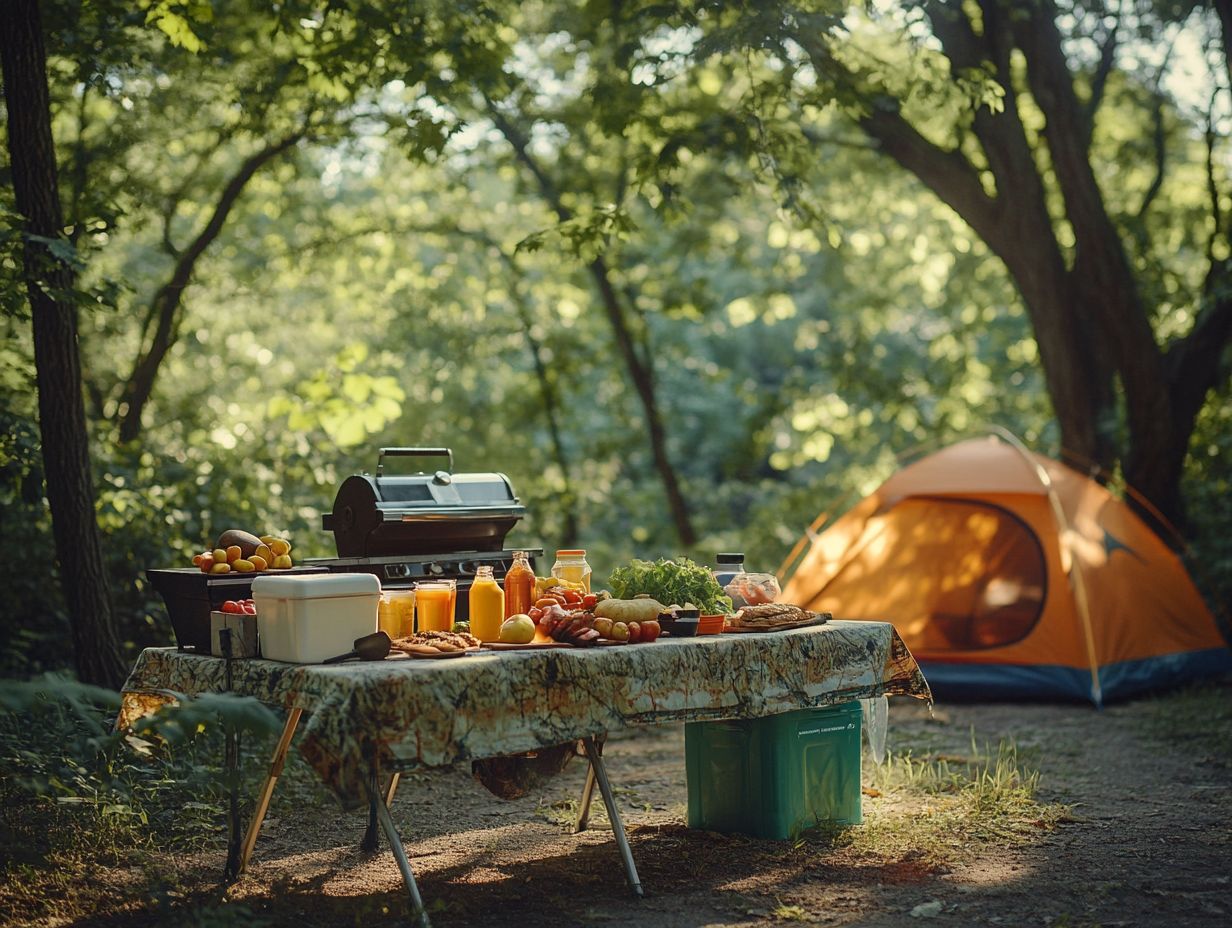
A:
[770,901,813,921]
[535,794,585,828]
[791,733,1066,865]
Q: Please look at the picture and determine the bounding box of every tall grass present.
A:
[832,732,1064,860]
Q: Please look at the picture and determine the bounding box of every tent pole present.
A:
[990,428,1103,706]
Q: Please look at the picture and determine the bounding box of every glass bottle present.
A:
[469,565,505,642]
[503,551,536,618]
[551,549,592,593]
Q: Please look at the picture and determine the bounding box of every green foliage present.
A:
[0,673,280,867]
[0,674,290,924]
[608,556,733,613]
[0,0,1226,669]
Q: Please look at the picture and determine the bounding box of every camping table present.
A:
[119,621,930,926]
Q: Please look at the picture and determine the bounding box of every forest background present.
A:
[2,0,1230,688]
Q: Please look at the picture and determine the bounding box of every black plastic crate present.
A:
[147,566,330,652]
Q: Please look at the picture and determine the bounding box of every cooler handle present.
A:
[377,447,453,477]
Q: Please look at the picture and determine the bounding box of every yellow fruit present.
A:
[272,553,293,569]
[259,535,276,546]
[593,617,614,638]
[225,545,242,563]
[608,622,629,641]
[210,562,231,574]
[269,538,291,556]
[212,548,227,564]
[198,555,214,573]
[233,559,255,572]
[249,554,268,571]
[254,543,272,564]
[499,614,536,644]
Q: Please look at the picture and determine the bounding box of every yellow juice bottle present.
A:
[469,566,505,642]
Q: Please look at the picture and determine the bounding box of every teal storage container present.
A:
[685,701,863,839]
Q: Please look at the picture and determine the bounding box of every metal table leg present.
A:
[361,770,402,852]
[366,775,430,927]
[236,706,303,876]
[573,759,597,833]
[581,736,644,897]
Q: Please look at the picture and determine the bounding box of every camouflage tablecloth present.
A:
[120,621,930,807]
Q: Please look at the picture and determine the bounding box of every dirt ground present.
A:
[9,680,1232,928]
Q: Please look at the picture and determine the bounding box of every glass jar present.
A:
[415,579,455,632]
[378,589,416,638]
[712,552,746,591]
[551,549,592,593]
[503,551,536,618]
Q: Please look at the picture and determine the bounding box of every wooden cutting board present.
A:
[403,647,478,659]
[724,614,830,634]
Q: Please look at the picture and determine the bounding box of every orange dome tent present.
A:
[780,435,1231,704]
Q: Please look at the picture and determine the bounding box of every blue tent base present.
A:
[919,647,1232,706]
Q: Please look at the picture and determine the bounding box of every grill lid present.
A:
[323,447,527,557]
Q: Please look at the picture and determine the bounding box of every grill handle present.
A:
[376,447,453,478]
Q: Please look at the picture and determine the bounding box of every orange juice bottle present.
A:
[503,551,536,618]
[469,566,505,642]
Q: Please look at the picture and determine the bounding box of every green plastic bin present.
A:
[685,701,863,839]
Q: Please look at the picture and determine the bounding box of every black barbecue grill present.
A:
[308,447,541,621]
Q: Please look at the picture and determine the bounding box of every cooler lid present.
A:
[251,573,380,599]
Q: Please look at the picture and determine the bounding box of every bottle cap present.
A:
[715,552,745,564]
[555,549,586,557]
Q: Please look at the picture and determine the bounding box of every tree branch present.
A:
[1082,5,1120,149]
[858,101,1002,241]
[1134,90,1166,222]
[489,244,580,545]
[1204,88,1224,267]
[1215,0,1232,91]
[1165,280,1232,440]
[116,127,306,443]
[1010,0,1170,447]
[67,77,90,245]
[483,93,697,543]
[1165,88,1232,433]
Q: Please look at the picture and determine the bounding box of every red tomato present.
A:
[627,621,642,644]
[640,620,661,642]
[221,600,242,614]
[241,602,257,615]
[562,589,582,605]
[582,593,598,610]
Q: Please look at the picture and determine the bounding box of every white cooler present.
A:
[252,573,380,663]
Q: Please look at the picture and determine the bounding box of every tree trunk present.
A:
[587,255,697,545]
[484,99,698,545]
[1,0,127,688]
[799,1,1232,528]
[501,253,581,546]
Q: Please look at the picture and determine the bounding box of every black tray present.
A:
[147,566,330,652]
